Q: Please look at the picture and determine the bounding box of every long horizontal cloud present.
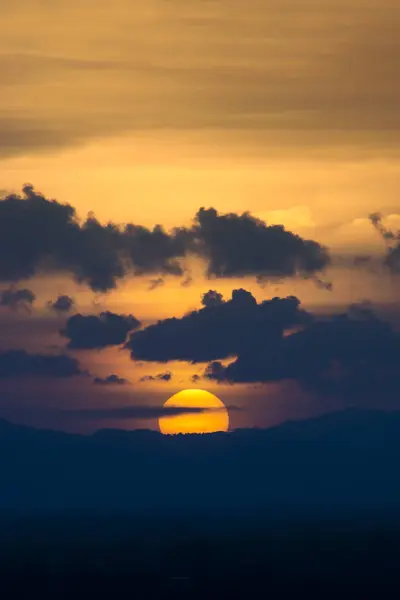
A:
[205,303,400,403]
[65,405,231,420]
[0,187,329,291]
[0,350,83,378]
[126,289,310,363]
[61,311,141,350]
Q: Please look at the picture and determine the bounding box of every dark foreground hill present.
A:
[2,409,400,598]
[1,407,400,518]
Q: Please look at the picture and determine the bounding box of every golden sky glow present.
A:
[0,0,399,433]
[1,0,399,278]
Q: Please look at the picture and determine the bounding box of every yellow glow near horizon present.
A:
[159,389,229,435]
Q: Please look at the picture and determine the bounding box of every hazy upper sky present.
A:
[1,0,400,230]
[1,0,399,151]
[0,0,399,432]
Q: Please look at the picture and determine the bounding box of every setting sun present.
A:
[158,389,229,435]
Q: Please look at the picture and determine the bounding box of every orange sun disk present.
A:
[158,389,229,435]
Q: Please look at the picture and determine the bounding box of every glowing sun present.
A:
[158,389,229,435]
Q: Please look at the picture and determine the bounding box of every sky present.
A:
[0,0,399,433]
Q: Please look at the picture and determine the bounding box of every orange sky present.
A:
[0,0,399,432]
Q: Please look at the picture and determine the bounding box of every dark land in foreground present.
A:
[2,408,400,597]
[2,517,400,598]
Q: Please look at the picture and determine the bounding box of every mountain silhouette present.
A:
[1,408,400,520]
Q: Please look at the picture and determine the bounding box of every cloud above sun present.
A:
[0,186,331,292]
[0,1,399,434]
[61,311,141,349]
[0,185,398,431]
[126,291,310,363]
[0,199,398,432]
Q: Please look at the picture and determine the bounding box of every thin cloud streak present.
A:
[61,405,239,420]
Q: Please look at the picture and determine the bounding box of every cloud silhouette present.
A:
[201,290,224,308]
[66,405,228,420]
[62,311,141,350]
[192,208,330,280]
[0,350,83,378]
[148,277,165,291]
[140,371,173,382]
[0,186,187,292]
[93,374,129,386]
[0,287,35,311]
[369,212,400,273]
[0,187,330,292]
[48,295,75,313]
[126,289,310,363]
[205,303,400,403]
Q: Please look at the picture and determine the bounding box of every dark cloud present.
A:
[0,187,330,291]
[0,287,35,311]
[312,276,333,292]
[369,212,398,241]
[192,208,330,280]
[93,374,129,386]
[205,303,400,403]
[48,295,75,313]
[0,186,186,292]
[201,289,224,308]
[0,185,76,283]
[123,223,188,278]
[61,311,141,350]
[148,278,165,291]
[140,371,173,382]
[369,212,400,273]
[180,273,193,287]
[126,289,310,363]
[66,404,228,420]
[0,349,83,378]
